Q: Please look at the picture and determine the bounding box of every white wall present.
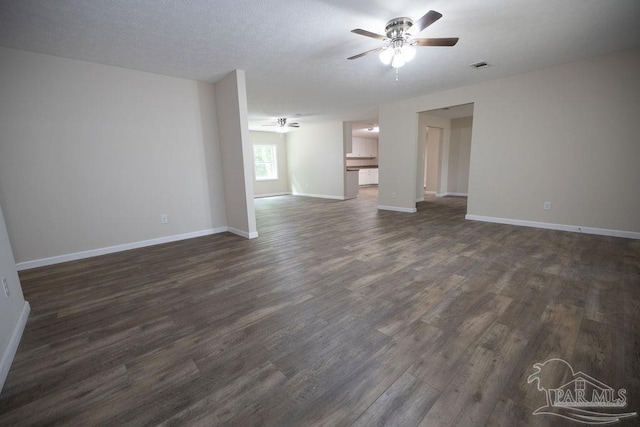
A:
[214,70,257,238]
[378,108,419,213]
[448,117,473,195]
[381,48,640,235]
[286,122,345,200]
[0,203,29,392]
[0,48,230,266]
[424,127,441,193]
[249,131,290,197]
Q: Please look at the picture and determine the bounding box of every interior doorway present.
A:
[417,103,474,203]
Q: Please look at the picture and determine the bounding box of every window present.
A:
[253,144,278,181]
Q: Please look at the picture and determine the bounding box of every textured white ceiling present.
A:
[1,0,639,129]
[352,121,379,138]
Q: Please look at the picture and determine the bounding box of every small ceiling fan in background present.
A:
[348,10,458,69]
[262,118,300,132]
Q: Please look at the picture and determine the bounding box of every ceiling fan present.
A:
[262,118,300,131]
[348,10,458,68]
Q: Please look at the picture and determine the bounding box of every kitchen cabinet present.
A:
[358,168,379,185]
[366,139,378,158]
[348,138,378,158]
[370,168,379,184]
[358,169,367,184]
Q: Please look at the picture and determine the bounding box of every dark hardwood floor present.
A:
[1,187,639,426]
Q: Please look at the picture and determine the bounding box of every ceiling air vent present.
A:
[470,61,489,69]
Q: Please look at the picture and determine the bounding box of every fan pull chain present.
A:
[395,67,399,82]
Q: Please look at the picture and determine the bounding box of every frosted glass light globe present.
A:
[379,48,394,65]
[402,44,416,62]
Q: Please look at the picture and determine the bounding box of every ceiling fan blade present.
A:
[262,124,277,127]
[413,10,442,33]
[288,123,300,128]
[412,37,459,47]
[348,46,384,60]
[351,29,387,40]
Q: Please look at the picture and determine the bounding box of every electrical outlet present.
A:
[543,201,552,211]
[2,277,9,298]
[160,214,169,224]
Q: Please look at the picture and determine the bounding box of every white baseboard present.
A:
[1,301,30,393]
[291,192,345,200]
[378,205,417,213]
[16,228,229,271]
[465,215,640,240]
[254,192,291,198]
[228,227,259,239]
[416,197,425,202]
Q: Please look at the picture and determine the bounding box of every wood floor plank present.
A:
[4,316,178,398]
[377,273,468,336]
[352,371,439,427]
[288,320,443,426]
[499,301,584,414]
[417,323,529,426]
[409,293,513,390]
[159,361,287,426]
[486,397,562,427]
[64,359,201,426]
[0,365,129,426]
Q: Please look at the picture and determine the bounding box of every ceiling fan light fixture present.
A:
[348,10,458,72]
[379,48,394,65]
[401,44,416,62]
[379,41,415,68]
[391,51,406,68]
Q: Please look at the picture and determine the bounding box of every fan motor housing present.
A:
[385,17,413,39]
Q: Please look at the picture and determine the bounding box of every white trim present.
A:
[16,228,228,271]
[416,197,425,202]
[254,192,291,198]
[291,192,345,200]
[1,301,30,393]
[378,205,417,213]
[436,193,447,197]
[465,215,640,240]
[228,227,259,239]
